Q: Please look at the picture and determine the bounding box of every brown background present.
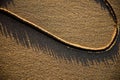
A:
[0,0,120,80]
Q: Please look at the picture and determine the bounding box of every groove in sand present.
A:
[0,8,119,52]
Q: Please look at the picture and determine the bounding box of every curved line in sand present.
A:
[0,8,119,52]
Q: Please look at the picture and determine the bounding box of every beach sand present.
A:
[0,0,120,80]
[2,0,120,48]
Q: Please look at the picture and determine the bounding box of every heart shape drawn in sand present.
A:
[0,0,119,52]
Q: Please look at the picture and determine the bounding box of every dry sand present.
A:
[2,0,120,48]
[0,0,120,80]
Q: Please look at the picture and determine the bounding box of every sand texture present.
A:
[0,0,120,80]
[1,0,120,48]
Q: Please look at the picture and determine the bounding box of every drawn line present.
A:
[0,8,119,52]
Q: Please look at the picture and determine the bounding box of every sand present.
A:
[1,0,120,48]
[0,0,120,80]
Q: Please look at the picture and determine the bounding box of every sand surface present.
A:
[0,0,120,80]
[2,0,120,48]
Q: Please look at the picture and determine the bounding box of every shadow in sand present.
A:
[0,0,14,7]
[0,10,120,66]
